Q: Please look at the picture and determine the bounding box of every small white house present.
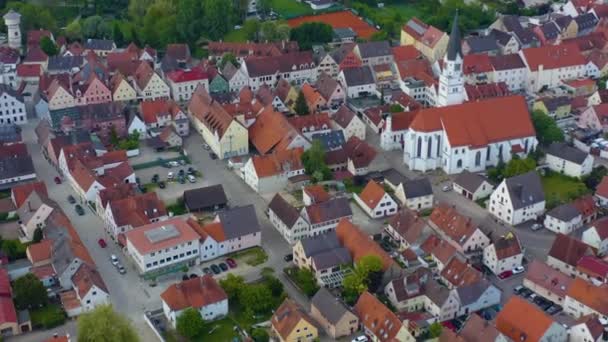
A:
[544,203,583,235]
[354,180,398,219]
[338,66,377,98]
[394,178,434,211]
[545,142,593,178]
[489,171,546,225]
[582,219,608,255]
[268,194,311,244]
[483,232,523,275]
[161,275,228,328]
[453,171,494,201]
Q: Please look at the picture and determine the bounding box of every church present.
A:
[381,14,538,174]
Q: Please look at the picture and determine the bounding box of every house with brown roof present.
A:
[26,239,53,267]
[268,193,312,244]
[64,263,109,316]
[248,107,310,155]
[420,234,458,271]
[496,296,567,342]
[354,180,398,219]
[440,256,483,289]
[271,298,318,342]
[401,17,449,63]
[565,277,608,319]
[451,314,508,342]
[483,232,523,275]
[429,204,490,254]
[133,61,170,101]
[523,260,573,305]
[315,72,345,108]
[354,291,414,341]
[384,207,428,250]
[310,288,358,339]
[548,233,597,277]
[17,190,57,242]
[331,105,365,141]
[335,219,396,273]
[140,99,189,137]
[242,148,305,194]
[103,192,168,239]
[109,72,137,103]
[160,275,228,328]
[188,87,248,159]
[582,217,608,254]
[520,43,587,92]
[241,51,317,91]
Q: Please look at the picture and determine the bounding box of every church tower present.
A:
[437,13,464,107]
[3,10,21,51]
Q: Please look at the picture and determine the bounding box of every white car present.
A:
[110,254,119,266]
[512,266,525,274]
[203,143,210,151]
[167,172,174,180]
[531,223,543,231]
[187,175,196,183]
[442,184,452,192]
[352,336,369,342]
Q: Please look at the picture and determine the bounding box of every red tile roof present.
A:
[248,107,301,154]
[26,239,53,264]
[524,260,573,299]
[160,274,227,311]
[251,148,304,178]
[392,45,421,63]
[463,54,493,75]
[567,277,608,315]
[303,185,330,203]
[357,180,387,209]
[496,296,557,342]
[109,192,167,228]
[420,234,457,265]
[354,292,403,340]
[548,233,597,267]
[576,255,608,279]
[287,11,378,39]
[72,263,108,297]
[440,257,482,287]
[0,269,16,325]
[272,299,317,340]
[596,175,608,198]
[140,99,181,124]
[430,204,479,247]
[335,219,394,271]
[188,87,237,140]
[465,82,511,102]
[31,264,56,280]
[124,218,200,255]
[11,181,48,208]
[16,64,42,78]
[402,17,447,49]
[521,44,586,71]
[166,66,208,83]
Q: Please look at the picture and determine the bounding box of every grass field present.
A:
[541,172,590,208]
[223,28,249,42]
[271,0,314,18]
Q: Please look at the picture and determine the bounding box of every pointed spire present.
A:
[446,11,462,61]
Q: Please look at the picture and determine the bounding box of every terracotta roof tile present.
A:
[496,296,557,341]
[430,204,478,246]
[548,233,596,267]
[140,99,181,124]
[567,277,608,315]
[357,180,387,209]
[251,148,304,178]
[11,181,48,208]
[354,292,403,340]
[160,275,227,311]
[420,234,457,265]
[343,136,376,168]
[524,260,573,299]
[72,263,108,296]
[335,219,394,270]
[272,298,317,340]
[109,192,166,228]
[522,44,586,71]
[493,232,522,260]
[188,87,238,140]
[248,107,301,154]
[388,207,426,245]
[440,257,482,287]
[124,218,200,255]
[27,239,53,264]
[288,11,378,39]
[392,45,421,63]
[303,185,330,203]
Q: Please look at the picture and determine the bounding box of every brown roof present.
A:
[165,44,191,62]
[458,315,502,342]
[496,296,557,342]
[134,61,156,90]
[47,211,95,266]
[354,292,403,341]
[272,298,317,340]
[251,147,304,178]
[11,181,48,208]
[140,99,181,124]
[420,234,457,265]
[521,44,586,71]
[72,263,108,296]
[574,314,605,340]
[358,180,387,209]
[303,185,330,203]
[343,136,376,168]
[440,257,482,287]
[315,72,341,101]
[335,219,394,271]
[567,278,608,315]
[388,207,426,245]
[596,175,608,198]
[249,107,301,154]
[109,192,166,228]
[332,105,357,129]
[188,87,238,139]
[493,232,522,260]
[161,275,227,311]
[548,233,596,267]
[26,239,53,264]
[429,204,479,247]
[124,218,200,255]
[287,113,331,134]
[524,260,573,299]
[97,183,136,209]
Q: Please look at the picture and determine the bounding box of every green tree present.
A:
[342,255,383,304]
[82,15,112,39]
[219,274,246,301]
[112,22,125,47]
[219,52,238,70]
[503,156,537,178]
[77,304,139,342]
[583,166,608,190]
[140,1,178,48]
[176,307,203,340]
[389,104,403,113]
[6,2,57,33]
[1,239,27,260]
[295,90,309,115]
[239,283,274,314]
[289,22,334,50]
[531,110,565,146]
[242,19,261,41]
[260,22,290,42]
[251,328,270,342]
[301,140,331,182]
[204,0,236,41]
[263,273,284,297]
[32,228,43,243]
[39,36,58,57]
[13,274,47,310]
[176,0,205,45]
[257,0,272,17]
[65,19,83,41]
[292,268,319,297]
[128,0,154,24]
[428,322,442,338]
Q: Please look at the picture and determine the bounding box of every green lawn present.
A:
[271,0,314,18]
[541,172,590,209]
[224,28,249,42]
[31,304,66,329]
[199,318,240,341]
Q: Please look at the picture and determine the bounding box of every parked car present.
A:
[497,270,513,279]
[546,304,563,315]
[67,195,76,204]
[169,161,179,167]
[210,264,221,274]
[158,181,166,189]
[531,223,543,231]
[111,254,119,266]
[151,174,159,183]
[283,254,293,262]
[203,267,212,275]
[97,238,107,248]
[118,265,126,274]
[167,172,174,180]
[178,176,186,184]
[178,159,186,165]
[226,258,237,268]
[75,204,85,216]
[219,263,229,271]
[513,285,524,294]
[519,288,533,298]
[54,176,61,184]
[188,175,196,183]
[209,152,218,160]
[512,266,525,274]
[178,169,185,176]
[352,336,369,342]
[442,184,452,192]
[187,167,195,175]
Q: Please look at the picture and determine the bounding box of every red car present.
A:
[498,270,513,279]
[54,176,62,184]
[97,238,107,248]
[225,258,237,268]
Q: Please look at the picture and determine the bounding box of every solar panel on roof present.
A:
[145,224,180,243]
[407,21,426,35]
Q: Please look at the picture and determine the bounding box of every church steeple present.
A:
[446,11,462,61]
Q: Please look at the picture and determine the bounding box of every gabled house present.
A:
[384,207,427,250]
[483,232,523,275]
[301,197,352,236]
[310,288,358,339]
[241,52,317,91]
[519,44,587,92]
[221,62,248,93]
[335,219,396,273]
[489,171,546,225]
[453,171,494,201]
[544,203,583,235]
[16,190,57,242]
[354,292,413,341]
[315,72,345,108]
[103,192,168,239]
[268,194,311,244]
[583,217,608,255]
[569,314,606,342]
[429,204,490,254]
[109,73,137,103]
[564,278,608,319]
[548,233,597,276]
[394,177,433,211]
[401,17,449,62]
[354,180,398,219]
[271,299,318,342]
[64,263,109,316]
[133,62,170,101]
[141,99,189,137]
[420,234,457,271]
[165,66,209,102]
[331,105,365,141]
[161,275,228,327]
[456,279,502,317]
[545,142,593,178]
[353,41,394,67]
[338,66,377,98]
[496,297,567,342]
[183,185,227,213]
[579,103,608,132]
[440,257,483,289]
[242,148,305,194]
[523,259,573,304]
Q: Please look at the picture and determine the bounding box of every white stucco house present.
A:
[483,232,523,275]
[582,219,608,255]
[354,180,398,219]
[489,171,546,226]
[545,142,593,178]
[544,203,583,235]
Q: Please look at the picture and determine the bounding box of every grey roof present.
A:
[489,53,525,70]
[17,310,30,324]
[540,96,570,112]
[46,225,76,276]
[454,171,490,193]
[217,205,260,239]
[315,72,340,101]
[0,84,23,102]
[504,171,545,210]
[342,66,374,86]
[268,194,301,228]
[299,230,341,257]
[547,203,580,221]
[447,12,462,60]
[554,15,573,30]
[382,168,408,187]
[356,41,391,59]
[540,22,560,40]
[310,288,354,325]
[183,184,228,211]
[47,56,84,72]
[575,12,598,31]
[513,27,538,46]
[0,125,21,144]
[311,130,345,151]
[332,105,356,129]
[0,156,34,182]
[304,197,352,225]
[84,38,115,51]
[546,142,589,165]
[311,247,351,269]
[403,178,433,198]
[424,279,451,306]
[334,27,357,40]
[160,55,180,73]
[456,279,492,306]
[488,29,513,46]
[222,62,238,81]
[464,36,498,54]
